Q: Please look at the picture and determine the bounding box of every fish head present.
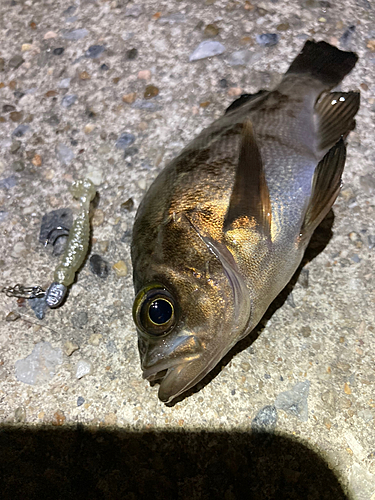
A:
[132,213,251,403]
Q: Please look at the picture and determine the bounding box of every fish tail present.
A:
[285,40,358,87]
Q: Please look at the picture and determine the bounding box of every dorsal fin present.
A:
[223,119,272,237]
[300,138,346,243]
[225,90,268,115]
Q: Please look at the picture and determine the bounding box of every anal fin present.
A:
[223,120,272,238]
[301,138,346,242]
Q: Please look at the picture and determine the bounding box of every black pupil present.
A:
[148,299,172,325]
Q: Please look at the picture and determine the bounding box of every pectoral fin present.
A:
[300,138,346,242]
[315,91,360,152]
[223,120,272,238]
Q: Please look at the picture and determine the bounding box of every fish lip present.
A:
[141,357,186,382]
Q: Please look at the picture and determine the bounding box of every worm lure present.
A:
[2,178,96,312]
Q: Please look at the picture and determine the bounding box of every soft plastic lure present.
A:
[45,179,96,307]
[2,178,96,310]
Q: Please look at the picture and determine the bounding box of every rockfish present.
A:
[131,40,360,403]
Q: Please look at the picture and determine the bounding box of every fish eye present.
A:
[133,283,178,337]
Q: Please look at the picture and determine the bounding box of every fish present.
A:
[131,40,360,403]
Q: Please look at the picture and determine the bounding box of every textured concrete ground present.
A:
[0,0,374,498]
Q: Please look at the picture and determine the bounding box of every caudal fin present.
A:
[286,40,358,87]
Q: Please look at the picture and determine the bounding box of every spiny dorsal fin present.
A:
[225,90,268,115]
[300,138,346,243]
[223,120,272,238]
[315,91,360,152]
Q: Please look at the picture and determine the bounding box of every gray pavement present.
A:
[0,1,374,498]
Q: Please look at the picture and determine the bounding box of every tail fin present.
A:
[286,40,358,87]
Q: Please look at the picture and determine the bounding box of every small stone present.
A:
[344,382,352,394]
[2,104,16,113]
[219,78,228,88]
[91,208,104,227]
[53,47,64,56]
[85,45,105,59]
[11,241,26,257]
[120,198,134,211]
[56,143,75,165]
[90,254,110,279]
[127,48,138,60]
[227,49,256,66]
[122,92,137,104]
[144,84,159,99]
[6,311,20,322]
[301,326,311,338]
[22,43,32,52]
[12,124,29,137]
[227,87,242,97]
[252,405,278,432]
[77,396,85,407]
[9,55,25,69]
[89,333,103,346]
[299,268,309,288]
[75,359,93,379]
[113,260,128,277]
[275,380,311,422]
[340,25,355,47]
[44,31,57,39]
[100,64,109,71]
[31,154,42,166]
[45,90,58,98]
[116,132,135,150]
[138,69,151,80]
[204,24,219,37]
[318,17,327,23]
[240,361,250,371]
[46,114,60,126]
[79,71,91,80]
[124,4,143,17]
[86,165,103,185]
[84,124,95,134]
[52,410,66,426]
[10,141,22,153]
[104,412,117,426]
[277,23,290,31]
[106,340,118,353]
[132,99,161,111]
[61,94,77,108]
[189,40,226,61]
[71,311,88,329]
[62,28,89,40]
[159,13,185,23]
[256,34,279,47]
[64,340,79,356]
[15,406,26,423]
[15,341,63,385]
[367,40,375,51]
[9,80,17,90]
[39,208,72,247]
[11,160,24,172]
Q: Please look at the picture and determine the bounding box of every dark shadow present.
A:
[167,209,335,405]
[0,424,349,500]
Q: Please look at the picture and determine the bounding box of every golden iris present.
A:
[133,283,177,336]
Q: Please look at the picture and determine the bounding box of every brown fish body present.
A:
[131,41,360,403]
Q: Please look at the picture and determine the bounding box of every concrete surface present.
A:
[0,0,374,498]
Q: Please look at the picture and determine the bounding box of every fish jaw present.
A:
[139,328,235,404]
